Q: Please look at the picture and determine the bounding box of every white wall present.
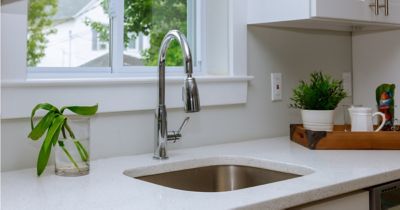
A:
[353,30,400,121]
[1,26,352,171]
[248,27,352,125]
[205,0,229,75]
[1,0,27,80]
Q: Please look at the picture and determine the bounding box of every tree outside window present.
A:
[27,0,190,68]
[27,0,58,66]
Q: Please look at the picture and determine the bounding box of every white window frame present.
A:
[1,0,252,119]
[27,0,202,78]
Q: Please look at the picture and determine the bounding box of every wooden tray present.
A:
[290,124,400,150]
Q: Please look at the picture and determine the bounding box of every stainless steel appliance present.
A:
[370,180,400,210]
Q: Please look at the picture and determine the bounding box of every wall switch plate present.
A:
[342,72,352,96]
[271,73,282,101]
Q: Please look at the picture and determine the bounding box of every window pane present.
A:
[123,0,195,67]
[27,0,110,67]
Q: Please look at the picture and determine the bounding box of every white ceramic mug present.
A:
[348,107,386,132]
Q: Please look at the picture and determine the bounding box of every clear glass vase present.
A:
[55,117,90,176]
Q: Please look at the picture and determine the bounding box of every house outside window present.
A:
[27,0,196,71]
[92,29,109,51]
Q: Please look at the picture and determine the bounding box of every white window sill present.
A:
[1,75,253,119]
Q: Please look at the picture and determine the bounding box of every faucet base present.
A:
[153,156,169,160]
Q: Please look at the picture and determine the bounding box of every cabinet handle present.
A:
[370,0,379,15]
[369,0,389,16]
[385,0,389,16]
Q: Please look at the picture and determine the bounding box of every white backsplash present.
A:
[353,29,400,121]
[1,27,352,171]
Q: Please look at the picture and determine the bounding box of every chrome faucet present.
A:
[154,30,200,159]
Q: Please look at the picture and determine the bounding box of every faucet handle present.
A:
[177,117,190,134]
[167,117,190,143]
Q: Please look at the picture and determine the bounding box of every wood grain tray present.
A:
[290,124,400,150]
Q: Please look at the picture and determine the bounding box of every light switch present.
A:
[271,73,282,101]
[342,72,352,96]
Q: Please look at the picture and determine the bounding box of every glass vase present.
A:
[55,116,90,176]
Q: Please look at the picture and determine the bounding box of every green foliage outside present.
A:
[27,0,188,67]
[290,72,347,110]
[27,0,58,66]
[86,0,188,66]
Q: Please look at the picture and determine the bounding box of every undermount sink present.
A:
[135,165,299,192]
[124,157,313,192]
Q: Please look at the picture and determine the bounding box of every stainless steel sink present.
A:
[134,165,301,192]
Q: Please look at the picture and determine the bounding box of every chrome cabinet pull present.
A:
[370,0,380,15]
[370,0,389,16]
[385,0,389,16]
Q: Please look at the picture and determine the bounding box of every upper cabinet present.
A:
[314,0,400,24]
[247,0,400,31]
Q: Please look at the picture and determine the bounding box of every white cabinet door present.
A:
[372,0,400,24]
[312,0,374,22]
[247,0,310,24]
[312,0,400,24]
[247,0,400,30]
[290,191,369,210]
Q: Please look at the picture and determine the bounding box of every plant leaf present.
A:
[58,141,80,171]
[52,119,64,146]
[60,104,98,116]
[64,121,76,139]
[28,112,57,140]
[74,141,89,162]
[36,115,65,176]
[290,72,347,110]
[30,103,59,129]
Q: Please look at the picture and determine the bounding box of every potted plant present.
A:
[290,72,347,131]
[28,103,98,176]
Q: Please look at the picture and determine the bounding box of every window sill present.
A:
[1,75,253,119]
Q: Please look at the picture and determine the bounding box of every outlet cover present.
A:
[271,73,282,101]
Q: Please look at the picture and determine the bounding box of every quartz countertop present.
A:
[2,137,400,210]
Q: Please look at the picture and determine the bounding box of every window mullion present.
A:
[198,0,207,75]
[187,0,195,64]
[110,0,124,73]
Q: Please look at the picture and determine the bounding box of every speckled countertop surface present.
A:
[2,137,400,210]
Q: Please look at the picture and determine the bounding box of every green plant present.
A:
[28,103,98,176]
[290,72,347,110]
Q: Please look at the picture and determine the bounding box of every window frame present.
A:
[26,0,203,78]
[1,0,252,119]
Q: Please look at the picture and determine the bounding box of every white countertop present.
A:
[2,137,400,210]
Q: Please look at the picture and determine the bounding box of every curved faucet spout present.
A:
[154,30,200,160]
[158,30,193,77]
[158,30,194,105]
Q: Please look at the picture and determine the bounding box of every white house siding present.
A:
[38,1,109,67]
[38,1,152,68]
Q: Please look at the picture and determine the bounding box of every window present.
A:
[2,0,251,119]
[27,0,197,72]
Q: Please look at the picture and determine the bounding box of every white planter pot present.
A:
[301,110,335,131]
